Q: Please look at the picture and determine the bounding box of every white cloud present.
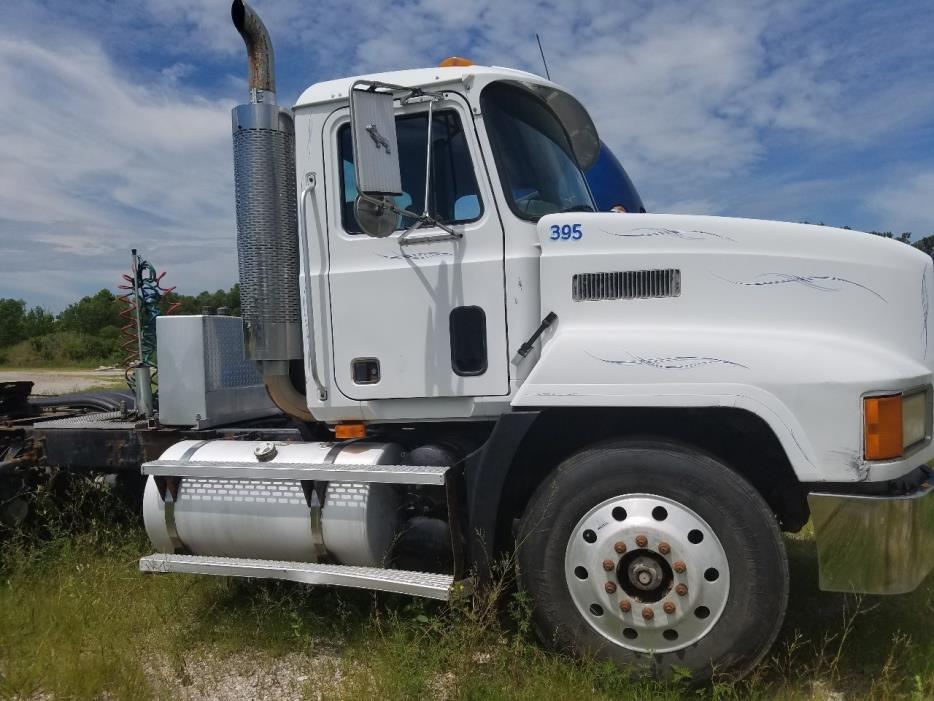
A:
[161,62,196,84]
[868,171,934,237]
[1,0,934,309]
[0,32,235,309]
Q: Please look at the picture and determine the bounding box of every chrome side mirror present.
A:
[348,80,461,244]
[354,195,397,238]
[349,84,402,237]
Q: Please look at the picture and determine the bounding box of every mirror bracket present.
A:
[350,80,462,243]
[399,220,462,247]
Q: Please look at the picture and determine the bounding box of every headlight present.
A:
[864,390,930,461]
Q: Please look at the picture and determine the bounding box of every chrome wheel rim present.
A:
[564,493,730,653]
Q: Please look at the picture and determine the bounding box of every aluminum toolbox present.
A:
[156,315,279,428]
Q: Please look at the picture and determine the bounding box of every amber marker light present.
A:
[335,422,367,440]
[864,394,903,460]
[439,56,475,67]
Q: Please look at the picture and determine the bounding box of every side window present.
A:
[338,110,483,234]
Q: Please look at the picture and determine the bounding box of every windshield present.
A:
[586,141,646,213]
[481,82,595,221]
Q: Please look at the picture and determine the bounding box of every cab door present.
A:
[323,93,509,401]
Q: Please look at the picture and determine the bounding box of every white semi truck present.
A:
[25,0,932,680]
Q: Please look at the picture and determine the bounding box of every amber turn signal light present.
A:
[439,56,475,67]
[335,422,366,440]
[864,395,902,460]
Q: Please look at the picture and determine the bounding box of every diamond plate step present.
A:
[140,553,460,600]
[142,459,449,485]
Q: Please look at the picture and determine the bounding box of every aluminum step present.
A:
[142,459,449,485]
[140,553,460,600]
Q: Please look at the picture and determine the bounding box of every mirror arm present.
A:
[422,97,434,222]
[398,217,461,247]
[353,191,459,245]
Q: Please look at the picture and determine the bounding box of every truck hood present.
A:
[536,213,934,369]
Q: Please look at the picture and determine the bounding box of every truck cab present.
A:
[138,0,934,681]
[293,65,603,419]
[294,62,934,486]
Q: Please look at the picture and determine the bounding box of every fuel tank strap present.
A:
[153,440,210,555]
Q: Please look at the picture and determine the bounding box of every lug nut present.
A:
[614,541,627,554]
[673,560,686,573]
[635,534,648,548]
[663,602,676,614]
[641,607,654,620]
[619,600,632,613]
[658,542,671,555]
[604,581,617,594]
[602,559,615,571]
[675,583,688,596]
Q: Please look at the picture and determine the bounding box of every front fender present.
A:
[512,326,934,483]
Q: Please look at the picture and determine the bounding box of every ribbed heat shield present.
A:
[572,269,682,302]
[232,102,302,360]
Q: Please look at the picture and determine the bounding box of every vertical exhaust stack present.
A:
[230,0,312,421]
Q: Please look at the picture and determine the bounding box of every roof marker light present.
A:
[439,56,475,67]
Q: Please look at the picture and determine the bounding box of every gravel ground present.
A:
[13,651,341,701]
[0,368,125,395]
[149,651,338,701]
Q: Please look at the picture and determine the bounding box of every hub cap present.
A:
[564,493,730,653]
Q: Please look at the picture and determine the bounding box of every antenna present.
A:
[535,33,551,81]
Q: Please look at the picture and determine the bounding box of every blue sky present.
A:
[1,0,933,310]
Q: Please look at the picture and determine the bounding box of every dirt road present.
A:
[0,368,126,395]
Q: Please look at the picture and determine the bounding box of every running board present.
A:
[140,553,461,600]
[141,459,449,485]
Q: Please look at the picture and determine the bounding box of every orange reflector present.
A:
[334,422,366,440]
[439,56,475,67]
[864,395,903,460]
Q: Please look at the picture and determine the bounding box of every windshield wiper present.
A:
[561,204,595,213]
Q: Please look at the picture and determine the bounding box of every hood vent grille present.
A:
[572,269,681,302]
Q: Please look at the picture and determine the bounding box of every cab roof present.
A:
[294,63,602,171]
[294,64,556,108]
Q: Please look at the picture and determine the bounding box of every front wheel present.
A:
[517,440,788,680]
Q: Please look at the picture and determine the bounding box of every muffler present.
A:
[230,0,311,420]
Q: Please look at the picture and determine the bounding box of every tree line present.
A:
[0,285,240,367]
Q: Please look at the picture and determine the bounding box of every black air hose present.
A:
[29,390,136,412]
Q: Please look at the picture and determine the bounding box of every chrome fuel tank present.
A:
[143,439,402,566]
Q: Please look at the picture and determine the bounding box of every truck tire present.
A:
[517,439,788,680]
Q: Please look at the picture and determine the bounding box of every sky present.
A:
[1,0,933,310]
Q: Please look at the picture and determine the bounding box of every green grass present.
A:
[0,484,932,700]
[0,331,120,369]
